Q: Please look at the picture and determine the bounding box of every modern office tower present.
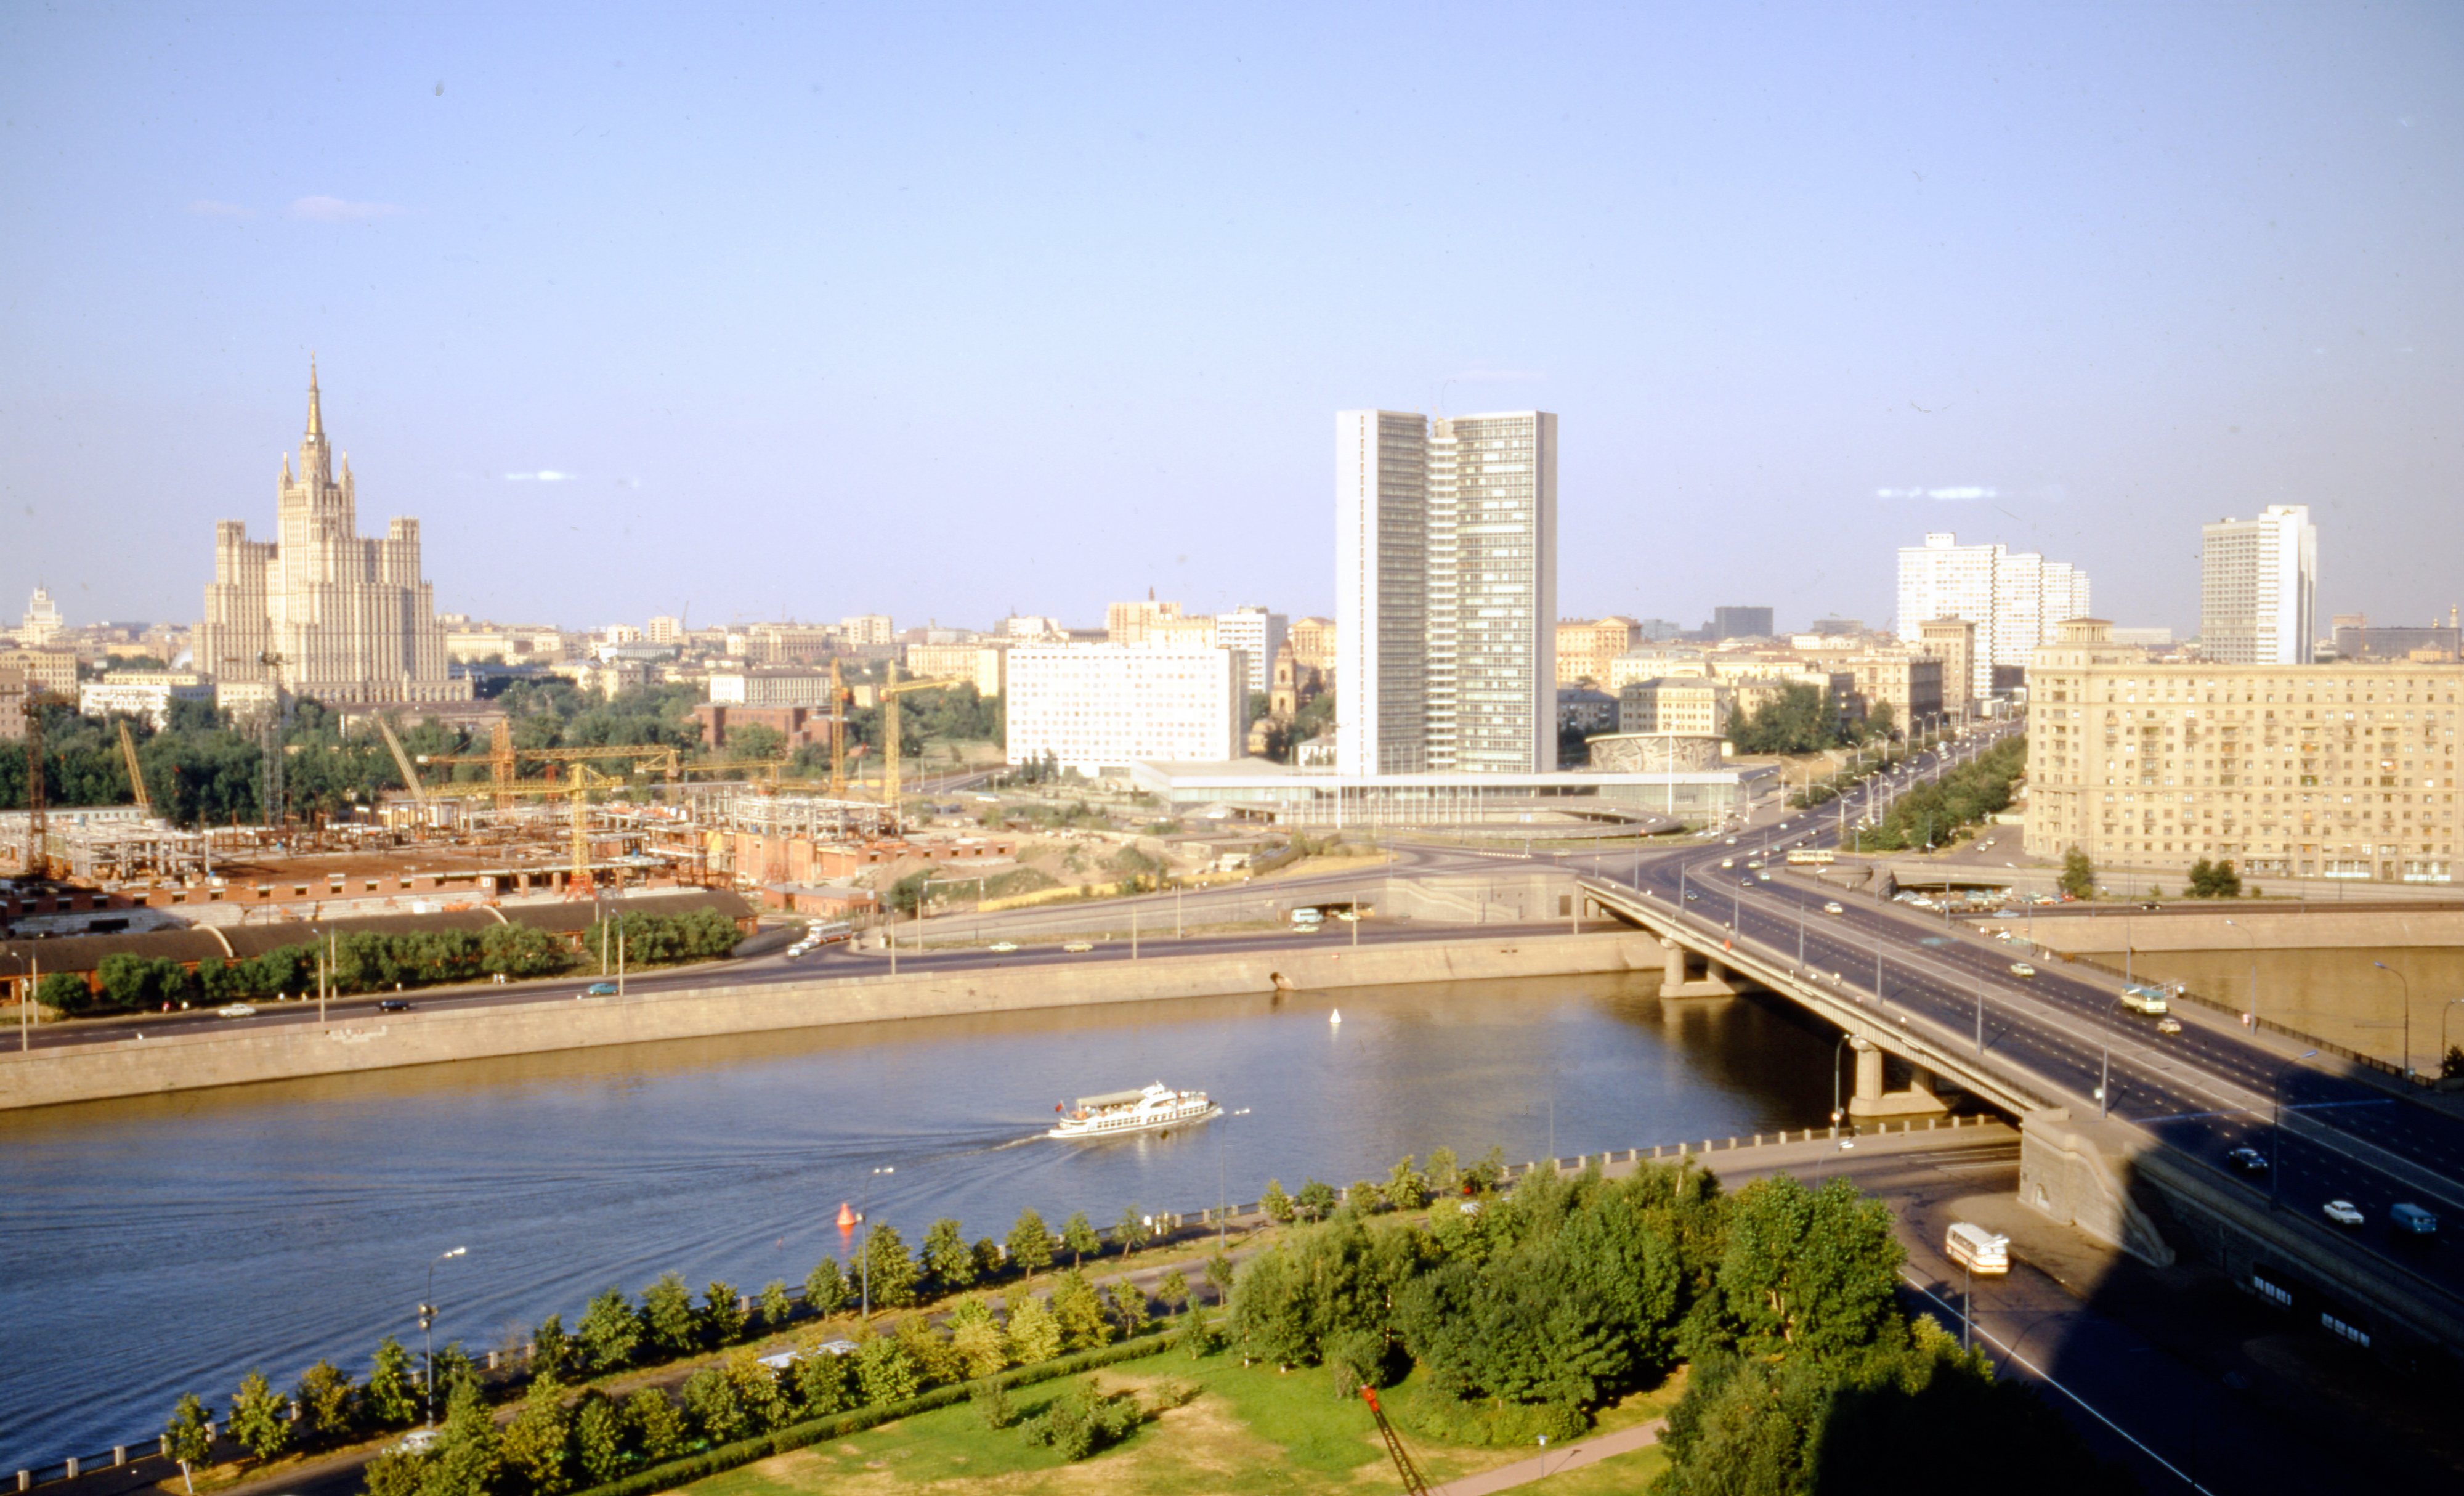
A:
[2026,618,2457,884]
[197,361,470,706]
[1337,409,1557,776]
[1004,641,1247,775]
[1711,606,1774,640]
[1214,606,1287,696]
[2200,505,2317,665]
[1895,532,2091,699]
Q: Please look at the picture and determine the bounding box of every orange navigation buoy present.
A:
[836,1201,859,1230]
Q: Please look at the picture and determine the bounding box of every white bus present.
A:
[2119,983,2171,1016]
[1945,1221,2010,1275]
[1785,848,1836,867]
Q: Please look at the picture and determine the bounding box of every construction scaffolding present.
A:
[695,787,898,844]
[0,810,214,883]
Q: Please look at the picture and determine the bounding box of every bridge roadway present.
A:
[1566,726,2464,1346]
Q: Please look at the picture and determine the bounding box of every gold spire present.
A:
[306,354,323,437]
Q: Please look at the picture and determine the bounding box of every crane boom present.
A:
[876,664,962,830]
[117,720,152,816]
[375,715,426,805]
[1359,1389,1430,1495]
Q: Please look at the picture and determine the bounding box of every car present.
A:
[583,982,618,996]
[378,998,413,1013]
[1740,879,1755,889]
[1720,858,1735,869]
[216,1003,257,1018]
[1756,871,1773,882]
[988,941,1018,953]
[1683,891,1701,903]
[1063,941,1095,953]
[391,1428,440,1456]
[1822,901,1845,915]
[1724,837,1738,845]
[2323,1199,2365,1229]
[2008,962,2036,978]
[2155,1016,2182,1035]
[2138,901,2161,911]
[2226,1146,2269,1174]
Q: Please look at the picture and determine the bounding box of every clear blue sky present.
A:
[4,2,2460,638]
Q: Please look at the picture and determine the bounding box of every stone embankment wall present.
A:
[0,930,1664,1112]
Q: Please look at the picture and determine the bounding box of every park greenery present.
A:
[1728,682,1891,757]
[2184,858,2245,898]
[41,908,739,1017]
[1844,735,2028,853]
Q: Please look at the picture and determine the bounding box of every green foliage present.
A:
[886,868,934,917]
[1714,1176,1904,1360]
[757,1279,793,1330]
[1394,1384,1589,1448]
[532,1313,573,1383]
[364,1336,420,1426]
[641,1273,697,1356]
[1017,1383,1143,1461]
[578,1287,642,1372]
[33,970,90,1015]
[1386,1156,1428,1212]
[855,1335,923,1406]
[424,1381,503,1496]
[1728,682,1848,755]
[578,908,740,971]
[1108,1281,1152,1337]
[227,1370,291,1460]
[922,1217,976,1292]
[94,954,191,1014]
[2059,846,2096,900]
[702,1280,748,1348]
[500,1376,571,1496]
[571,1391,628,1488]
[1007,1208,1055,1279]
[1294,1178,1339,1222]
[1005,1293,1063,1365]
[1059,1211,1101,1267]
[949,1296,1010,1379]
[1424,1147,1461,1198]
[623,1388,684,1463]
[293,1359,353,1444]
[864,1224,921,1309]
[971,1376,1016,1430]
[1852,736,2027,853]
[1047,1270,1114,1351]
[163,1392,213,1471]
[1258,1179,1295,1224]
[681,1368,747,1445]
[801,1257,847,1318]
[1114,1203,1149,1253]
[1156,1269,1191,1315]
[2187,858,2243,898]
[792,1343,855,1417]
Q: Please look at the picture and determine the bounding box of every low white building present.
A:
[708,669,835,709]
[79,672,214,728]
[1005,642,1247,775]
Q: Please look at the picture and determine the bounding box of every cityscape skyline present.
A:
[7,6,2462,635]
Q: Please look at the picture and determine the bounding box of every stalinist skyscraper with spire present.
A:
[197,361,469,707]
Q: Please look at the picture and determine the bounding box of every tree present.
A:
[972,1237,1005,1282]
[681,1367,748,1446]
[1258,1179,1295,1224]
[642,1272,699,1356]
[293,1360,352,1445]
[947,1296,1010,1378]
[2059,846,2096,900]
[1005,1292,1063,1364]
[577,1288,642,1371]
[1048,1269,1114,1350]
[1716,1176,1904,1360]
[1386,1156,1428,1212]
[922,1217,976,1292]
[1728,681,1839,755]
[1060,1211,1101,1267]
[803,1257,847,1318]
[532,1312,574,1383]
[227,1371,290,1461]
[1157,1268,1191,1317]
[570,1392,628,1488]
[1114,1204,1149,1254]
[499,1376,571,1496]
[864,1224,922,1310]
[365,1336,420,1426]
[854,1335,923,1406]
[1204,1252,1235,1309]
[424,1381,502,1496]
[34,970,91,1015]
[702,1280,748,1347]
[1294,1179,1339,1222]
[164,1394,213,1494]
[792,1343,855,1416]
[757,1279,793,1329]
[1108,1281,1153,1336]
[624,1388,684,1463]
[1006,1209,1055,1280]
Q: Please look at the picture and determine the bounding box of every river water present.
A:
[0,972,1837,1465]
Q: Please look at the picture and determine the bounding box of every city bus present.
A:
[1945,1221,2010,1276]
[1785,848,1836,866]
[2119,983,2172,1016]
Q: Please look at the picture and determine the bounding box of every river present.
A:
[0,971,1838,1465]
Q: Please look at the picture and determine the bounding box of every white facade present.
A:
[839,614,894,646]
[17,588,63,648]
[708,670,835,708]
[2200,505,2317,665]
[79,672,214,729]
[1214,607,1287,696]
[1336,409,1555,776]
[1896,532,2091,698]
[1005,643,1247,774]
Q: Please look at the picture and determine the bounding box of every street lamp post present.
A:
[860,1165,893,1319]
[2269,1051,2319,1208]
[421,1246,468,1427]
[2374,961,2415,1078]
[2222,918,2257,1025]
[1215,1107,1252,1249]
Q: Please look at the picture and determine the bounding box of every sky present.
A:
[3,2,2460,639]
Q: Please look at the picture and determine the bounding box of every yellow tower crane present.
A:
[876,664,962,830]
[408,763,630,889]
[116,720,152,816]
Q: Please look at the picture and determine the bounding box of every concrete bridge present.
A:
[1579,869,2464,1360]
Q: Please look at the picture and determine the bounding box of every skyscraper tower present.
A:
[2200,505,2317,665]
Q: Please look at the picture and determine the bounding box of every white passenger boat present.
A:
[1048,1081,1221,1139]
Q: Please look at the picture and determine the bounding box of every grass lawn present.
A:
[689,1346,1684,1496]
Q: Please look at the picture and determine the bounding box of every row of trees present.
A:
[1730,683,1892,756]
[1850,735,2028,853]
[44,911,736,1017]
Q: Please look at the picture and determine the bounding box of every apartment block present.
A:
[1005,642,1247,775]
[1104,598,1184,646]
[1557,617,1642,686]
[1288,617,1337,674]
[79,672,215,728]
[0,648,79,699]
[2025,619,2459,882]
[1214,606,1287,696]
[1619,677,1732,738]
[839,614,895,647]
[1916,619,1976,718]
[907,642,1008,697]
[2200,505,2317,665]
[1897,532,2091,699]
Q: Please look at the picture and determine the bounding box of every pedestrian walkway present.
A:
[1426,1418,1668,1496]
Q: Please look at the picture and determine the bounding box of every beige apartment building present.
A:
[1619,677,1732,738]
[906,641,1007,696]
[1556,617,1642,686]
[1287,617,1337,674]
[2025,619,2460,883]
[1918,619,1976,719]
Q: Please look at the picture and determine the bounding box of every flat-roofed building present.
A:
[1105,598,1184,646]
[840,614,894,646]
[2200,505,2317,665]
[1214,607,1287,696]
[906,642,1007,697]
[1917,619,1976,720]
[0,648,79,699]
[79,672,214,728]
[1608,645,1708,689]
[1619,677,1732,738]
[1557,617,1642,686]
[2025,617,2462,883]
[1006,642,1247,775]
[1288,616,1337,674]
[708,669,835,707]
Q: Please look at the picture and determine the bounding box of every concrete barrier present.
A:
[0,930,1666,1112]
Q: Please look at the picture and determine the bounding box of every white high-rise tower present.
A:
[2200,505,2317,664]
[1336,409,1555,776]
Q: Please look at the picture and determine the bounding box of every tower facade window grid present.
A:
[2201,505,2317,666]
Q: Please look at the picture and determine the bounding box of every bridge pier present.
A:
[1846,1035,1949,1118]
[1658,939,1741,999]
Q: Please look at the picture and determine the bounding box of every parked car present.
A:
[988,941,1018,953]
[2008,962,2036,978]
[216,1003,257,1019]
[584,982,618,996]
[391,1429,440,1455]
[378,998,413,1013]
[2226,1146,2269,1175]
[2323,1199,2365,1229]
[1823,901,1845,915]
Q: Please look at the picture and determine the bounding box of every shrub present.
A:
[1018,1383,1142,1461]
